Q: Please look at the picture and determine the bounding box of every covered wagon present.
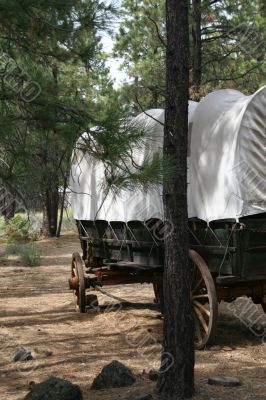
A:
[69,87,266,349]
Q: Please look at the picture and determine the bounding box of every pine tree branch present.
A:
[146,15,166,48]
[203,64,260,84]
[134,94,166,127]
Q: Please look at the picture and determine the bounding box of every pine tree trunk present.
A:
[2,195,16,221]
[191,0,202,93]
[157,1,194,399]
[42,187,59,237]
[56,180,67,237]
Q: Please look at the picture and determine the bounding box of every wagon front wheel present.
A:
[189,249,218,349]
[71,252,86,313]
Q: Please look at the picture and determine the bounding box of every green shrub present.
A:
[20,245,40,266]
[4,242,40,266]
[4,242,24,256]
[5,214,40,241]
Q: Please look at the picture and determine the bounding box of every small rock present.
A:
[11,347,34,362]
[148,369,159,381]
[208,376,242,387]
[91,360,136,390]
[23,376,82,400]
[209,345,221,351]
[222,346,233,351]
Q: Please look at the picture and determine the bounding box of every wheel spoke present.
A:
[193,300,210,317]
[194,305,208,333]
[193,294,209,299]
[192,277,203,294]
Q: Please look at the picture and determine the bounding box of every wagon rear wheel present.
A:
[71,252,86,313]
[189,249,218,349]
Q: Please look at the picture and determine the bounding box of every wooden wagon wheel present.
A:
[71,252,86,313]
[189,249,218,349]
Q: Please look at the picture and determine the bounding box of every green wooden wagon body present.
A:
[189,213,266,281]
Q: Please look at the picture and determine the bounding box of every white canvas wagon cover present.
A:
[190,86,266,222]
[70,86,266,223]
[70,101,198,221]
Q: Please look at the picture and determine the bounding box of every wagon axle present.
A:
[68,275,98,291]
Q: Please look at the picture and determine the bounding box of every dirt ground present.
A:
[0,232,265,400]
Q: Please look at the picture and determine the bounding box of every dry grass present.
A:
[0,232,265,400]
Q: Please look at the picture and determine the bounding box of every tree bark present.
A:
[157,1,194,399]
[191,0,202,93]
[2,194,16,221]
[42,186,59,237]
[56,176,68,237]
